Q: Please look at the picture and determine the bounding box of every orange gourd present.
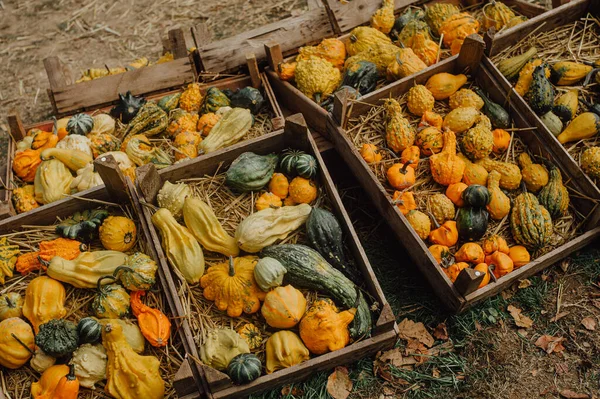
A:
[255,192,283,211]
[428,220,459,247]
[450,38,464,55]
[400,146,420,168]
[429,244,452,264]
[474,263,491,288]
[415,126,443,156]
[508,245,530,268]
[23,276,67,333]
[53,364,79,399]
[39,238,83,262]
[261,285,307,329]
[387,161,416,190]
[446,182,468,207]
[443,262,469,282]
[288,177,318,204]
[482,235,509,255]
[487,251,514,278]
[392,191,417,215]
[277,62,297,81]
[455,242,485,264]
[173,131,202,161]
[130,291,171,348]
[197,113,221,136]
[269,173,289,199]
[438,13,480,48]
[31,364,70,398]
[419,111,443,130]
[492,129,511,153]
[15,252,42,275]
[429,130,465,186]
[360,143,383,164]
[425,73,467,100]
[31,130,59,151]
[411,33,440,66]
[13,149,42,183]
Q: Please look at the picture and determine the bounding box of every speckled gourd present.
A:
[518,153,548,193]
[384,99,415,152]
[537,166,570,218]
[510,186,553,249]
[476,157,522,190]
[295,56,342,103]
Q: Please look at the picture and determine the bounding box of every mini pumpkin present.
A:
[487,251,514,278]
[387,161,416,190]
[236,323,263,350]
[299,297,357,354]
[268,173,289,199]
[455,243,485,264]
[0,293,23,321]
[508,245,530,268]
[429,244,452,265]
[392,191,417,215]
[474,263,491,288]
[401,146,420,168]
[428,220,458,247]
[360,143,383,164]
[492,129,511,154]
[261,285,306,329]
[99,216,137,252]
[256,192,283,211]
[288,177,318,204]
[482,235,510,255]
[443,262,469,283]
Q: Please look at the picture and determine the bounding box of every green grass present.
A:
[569,248,600,283]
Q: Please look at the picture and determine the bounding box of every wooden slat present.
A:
[245,54,261,89]
[324,0,418,34]
[94,154,130,203]
[7,111,26,142]
[168,28,189,59]
[195,6,335,74]
[504,0,549,17]
[457,34,486,74]
[44,56,69,90]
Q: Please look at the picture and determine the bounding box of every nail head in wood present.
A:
[135,163,162,204]
[245,53,261,89]
[454,267,485,297]
[94,155,129,202]
[7,111,26,142]
[264,42,283,72]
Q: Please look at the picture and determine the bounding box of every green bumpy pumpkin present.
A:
[67,113,95,136]
[113,252,158,291]
[227,353,262,385]
[295,56,342,104]
[340,60,379,95]
[201,87,231,114]
[525,64,555,116]
[537,166,570,218]
[510,186,553,249]
[223,87,265,115]
[35,319,79,358]
[123,102,169,137]
[462,185,490,208]
[279,150,318,178]
[77,317,102,345]
[91,277,130,319]
[157,93,181,113]
[456,206,489,242]
[225,152,279,192]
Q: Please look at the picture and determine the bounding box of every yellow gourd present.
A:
[371,0,395,34]
[459,154,489,186]
[442,107,481,134]
[46,250,128,289]
[384,98,415,152]
[255,192,283,211]
[425,73,467,100]
[266,331,310,374]
[23,276,67,333]
[486,170,511,220]
[34,159,74,205]
[0,317,35,369]
[99,216,137,252]
[40,148,92,172]
[406,85,435,116]
[518,153,549,193]
[557,112,600,144]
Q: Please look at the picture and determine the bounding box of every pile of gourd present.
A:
[11,83,267,215]
[356,72,572,288]
[276,0,526,108]
[496,47,600,183]
[76,52,175,82]
[0,210,171,399]
[149,149,371,385]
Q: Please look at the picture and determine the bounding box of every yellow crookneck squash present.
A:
[200,256,266,317]
[102,321,165,399]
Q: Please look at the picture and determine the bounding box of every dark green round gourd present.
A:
[279,150,304,176]
[340,61,379,95]
[227,353,262,384]
[157,93,181,113]
[525,64,555,116]
[201,87,231,114]
[110,91,146,123]
[306,208,360,283]
[295,154,318,179]
[226,152,279,192]
[223,87,265,115]
[77,317,102,345]
[475,88,511,128]
[456,206,489,241]
[261,244,371,339]
[321,86,361,113]
[35,319,79,358]
[66,113,94,136]
[462,185,491,208]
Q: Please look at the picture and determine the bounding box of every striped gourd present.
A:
[510,187,553,249]
[123,102,168,138]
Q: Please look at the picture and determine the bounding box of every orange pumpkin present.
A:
[474,263,491,288]
[429,244,452,264]
[31,364,70,398]
[268,173,289,199]
[455,242,485,264]
[492,129,511,154]
[392,191,417,215]
[445,182,468,207]
[197,113,221,136]
[13,149,42,183]
[360,144,383,164]
[482,235,510,255]
[387,161,416,190]
[419,111,443,130]
[400,146,420,168]
[508,245,530,268]
[288,177,317,204]
[173,131,202,161]
[487,251,514,278]
[261,285,307,329]
[443,262,469,282]
[428,220,459,247]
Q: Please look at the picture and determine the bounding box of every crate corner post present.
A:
[94,154,130,202]
[7,110,26,142]
[457,33,486,74]
[135,163,163,204]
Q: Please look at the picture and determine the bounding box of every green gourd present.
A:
[91,277,130,319]
[510,184,553,249]
[201,87,231,114]
[226,152,279,192]
[525,64,555,115]
[456,206,489,242]
[223,87,265,115]
[157,93,181,113]
[227,353,262,385]
[123,102,169,138]
[462,185,491,208]
[496,47,537,80]
[113,252,158,291]
[474,89,511,129]
[537,166,570,218]
[340,61,379,95]
[55,209,109,242]
[77,317,102,345]
[66,113,94,136]
[35,319,79,358]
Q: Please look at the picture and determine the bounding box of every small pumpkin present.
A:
[392,191,417,215]
[23,276,67,333]
[31,364,70,398]
[508,245,530,268]
[77,317,102,345]
[387,161,416,190]
[455,243,485,264]
[288,177,318,204]
[130,291,171,348]
[360,143,383,164]
[487,251,514,278]
[228,353,262,385]
[261,285,307,329]
[415,126,443,156]
[492,129,511,153]
[0,317,35,369]
[462,185,491,208]
[405,210,431,240]
[429,244,452,264]
[54,364,79,399]
[35,319,79,358]
[265,331,309,374]
[91,276,130,319]
[268,173,289,199]
[419,111,443,130]
[0,293,23,321]
[236,323,263,351]
[99,216,137,252]
[256,192,283,211]
[66,113,94,136]
[443,262,469,283]
[446,182,468,207]
[401,145,420,169]
[482,235,509,255]
[456,206,489,242]
[428,220,459,247]
[254,257,286,292]
[474,263,491,288]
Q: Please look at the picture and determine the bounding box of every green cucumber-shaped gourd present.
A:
[198,108,253,154]
[261,244,371,339]
[225,152,278,192]
[496,47,537,80]
[475,88,511,129]
[525,64,555,115]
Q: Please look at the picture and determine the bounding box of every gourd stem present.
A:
[400,160,413,174]
[315,93,322,104]
[352,286,362,309]
[37,255,50,268]
[228,256,235,277]
[97,275,117,292]
[66,364,77,380]
[426,211,441,229]
[113,265,134,278]
[11,333,34,355]
[140,201,159,212]
[52,117,58,136]
[582,68,599,87]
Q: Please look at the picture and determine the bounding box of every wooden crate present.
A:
[133,115,397,399]
[44,29,197,117]
[0,159,206,397]
[2,65,284,222]
[325,35,600,312]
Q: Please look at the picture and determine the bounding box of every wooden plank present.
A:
[44,56,68,90]
[168,28,189,59]
[324,0,417,34]
[94,154,129,202]
[486,0,591,56]
[245,53,261,89]
[196,7,334,73]
[173,360,199,398]
[7,110,26,142]
[504,0,549,17]
[264,43,283,73]
[454,267,485,297]
[456,34,485,75]
[135,164,163,204]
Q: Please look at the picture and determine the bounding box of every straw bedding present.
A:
[0,202,181,398]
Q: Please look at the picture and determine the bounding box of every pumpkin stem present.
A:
[228,256,235,277]
[79,243,89,252]
[97,275,117,292]
[400,160,413,174]
[11,333,34,355]
[65,364,77,380]
[426,211,441,229]
[314,93,322,104]
[349,34,357,43]
[37,255,50,268]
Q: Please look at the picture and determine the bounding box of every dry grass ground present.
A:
[1,1,599,398]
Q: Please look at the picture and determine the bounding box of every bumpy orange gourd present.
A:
[425,73,467,100]
[236,323,263,350]
[508,245,530,268]
[23,276,67,333]
[487,170,511,220]
[482,235,509,255]
[166,112,198,138]
[130,291,171,348]
[13,149,42,182]
[449,89,484,110]
[518,153,548,193]
[420,111,444,130]
[297,38,347,70]
[288,177,318,204]
[360,143,383,164]
[429,244,452,264]
[474,263,491,288]
[179,83,203,113]
[446,182,468,207]
[15,252,42,275]
[439,13,480,47]
[455,242,485,264]
[443,262,469,282]
[200,256,265,317]
[173,131,202,161]
[406,85,435,117]
[256,192,283,211]
[12,184,39,214]
[492,129,511,153]
[386,49,428,81]
[269,173,289,199]
[261,285,306,329]
[299,298,357,354]
[428,193,455,225]
[430,130,465,186]
[459,154,489,186]
[370,0,395,34]
[31,364,70,398]
[385,99,415,152]
[277,62,297,81]
[392,191,417,215]
[387,161,416,190]
[400,146,420,168]
[428,220,459,247]
[31,130,59,151]
[415,127,443,156]
[411,33,440,66]
[487,251,514,278]
[197,113,221,136]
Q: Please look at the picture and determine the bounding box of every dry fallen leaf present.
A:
[405,339,429,365]
[531,369,539,376]
[281,386,303,396]
[377,348,405,368]
[508,305,534,328]
[581,317,596,331]
[560,260,570,273]
[433,322,449,341]
[397,318,435,347]
[474,320,482,331]
[551,311,570,322]
[535,335,566,354]
[432,368,441,378]
[327,367,353,399]
[518,279,532,289]
[555,362,569,375]
[559,389,590,398]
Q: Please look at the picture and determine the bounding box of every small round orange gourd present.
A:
[0,317,35,369]
[392,191,417,215]
[360,143,383,164]
[474,263,491,288]
[419,111,443,130]
[197,113,221,136]
[53,364,79,399]
[508,245,530,268]
[446,182,468,207]
[425,73,467,100]
[455,242,485,264]
[415,127,443,156]
[443,262,469,282]
[261,285,307,329]
[31,364,70,398]
[288,177,317,204]
[268,173,289,199]
[482,235,510,255]
[492,129,511,153]
[387,161,416,190]
[429,244,451,264]
[428,220,459,247]
[277,62,297,81]
[400,146,420,168]
[13,149,42,183]
[256,192,283,211]
[487,251,514,278]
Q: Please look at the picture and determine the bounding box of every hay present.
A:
[491,15,600,187]
[1,205,181,399]
[345,81,582,264]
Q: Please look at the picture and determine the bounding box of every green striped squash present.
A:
[227,353,262,384]
[77,317,102,344]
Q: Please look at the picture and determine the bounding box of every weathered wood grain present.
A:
[324,0,417,34]
[94,155,129,203]
[7,111,26,142]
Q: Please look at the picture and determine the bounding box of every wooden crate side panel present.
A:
[196,8,334,74]
[325,0,420,34]
[487,0,591,56]
[504,0,549,17]
[51,57,196,115]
